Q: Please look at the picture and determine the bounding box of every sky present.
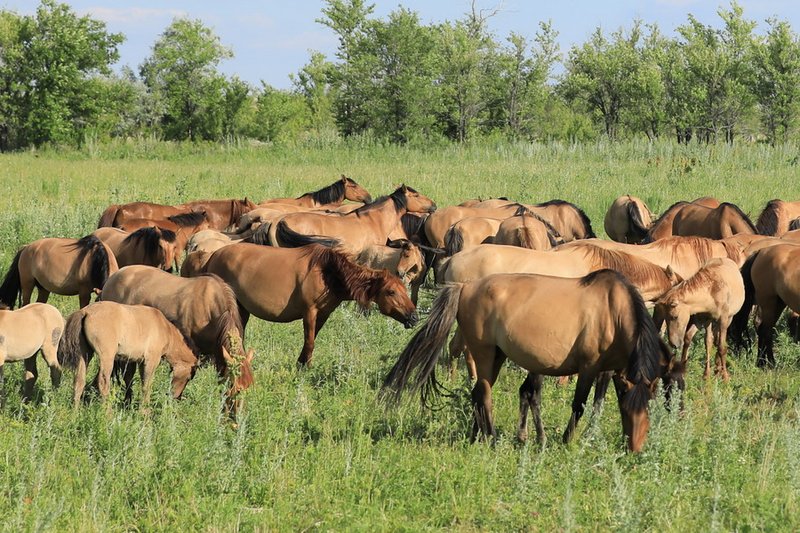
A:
[4,1,800,89]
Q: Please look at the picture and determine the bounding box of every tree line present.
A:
[1,0,799,151]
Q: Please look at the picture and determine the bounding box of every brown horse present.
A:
[646,197,721,241]
[98,198,255,231]
[755,200,800,236]
[0,303,64,405]
[653,258,745,381]
[382,270,680,452]
[259,175,372,208]
[269,185,436,253]
[604,195,654,244]
[99,266,254,411]
[668,202,756,239]
[198,243,418,366]
[494,211,563,250]
[93,227,178,271]
[59,302,198,408]
[443,217,503,256]
[0,235,118,309]
[730,243,800,367]
[118,211,211,256]
[355,240,426,286]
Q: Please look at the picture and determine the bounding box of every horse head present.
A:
[343,175,372,204]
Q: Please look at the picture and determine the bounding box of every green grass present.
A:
[1,139,800,531]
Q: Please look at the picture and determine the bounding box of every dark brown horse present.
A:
[198,243,418,366]
[98,198,255,231]
[259,175,372,208]
[93,227,178,271]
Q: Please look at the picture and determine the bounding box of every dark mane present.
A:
[71,235,112,290]
[306,179,346,205]
[303,245,392,308]
[790,219,800,232]
[167,211,207,227]
[123,227,167,265]
[534,199,595,239]
[515,208,563,242]
[720,202,757,233]
[626,201,650,241]
[399,213,428,241]
[645,200,689,241]
[756,199,781,236]
[275,220,340,248]
[354,186,409,215]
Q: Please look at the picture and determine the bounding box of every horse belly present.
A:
[0,332,43,362]
[496,317,583,375]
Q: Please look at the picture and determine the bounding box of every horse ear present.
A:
[221,345,232,363]
[340,174,347,182]
[401,184,408,192]
[246,348,254,363]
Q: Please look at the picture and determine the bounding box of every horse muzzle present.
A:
[404,311,419,329]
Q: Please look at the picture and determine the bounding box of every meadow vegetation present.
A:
[1,139,800,530]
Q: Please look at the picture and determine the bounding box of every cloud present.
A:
[83,7,188,25]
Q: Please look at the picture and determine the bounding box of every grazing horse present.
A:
[0,235,118,309]
[0,303,64,405]
[669,202,756,239]
[443,217,503,256]
[98,198,255,231]
[355,240,426,286]
[604,195,654,244]
[730,243,800,367]
[199,243,418,366]
[494,211,563,250]
[259,175,372,208]
[653,258,745,381]
[59,302,199,408]
[755,199,800,236]
[93,227,178,271]
[99,266,254,411]
[382,270,680,452]
[269,185,437,253]
[118,211,211,256]
[646,197,724,241]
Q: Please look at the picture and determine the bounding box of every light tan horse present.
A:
[270,185,436,253]
[355,240,426,286]
[443,217,503,256]
[98,198,256,231]
[199,243,418,366]
[93,227,178,271]
[653,258,744,381]
[604,195,654,244]
[99,266,254,412]
[494,212,563,250]
[0,303,64,405]
[755,199,800,236]
[259,175,372,208]
[382,270,680,452]
[180,250,213,278]
[0,235,118,309]
[59,302,198,408]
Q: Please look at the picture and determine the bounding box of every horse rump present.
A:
[58,310,90,370]
[0,248,22,308]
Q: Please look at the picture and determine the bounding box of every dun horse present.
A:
[93,226,178,271]
[259,175,372,208]
[443,216,503,256]
[59,302,199,408]
[0,235,118,309]
[604,195,654,244]
[646,197,721,241]
[98,198,255,231]
[355,240,426,285]
[494,211,562,250]
[755,199,800,236]
[0,303,64,405]
[382,270,680,452]
[198,243,418,366]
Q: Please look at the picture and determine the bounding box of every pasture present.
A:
[1,139,800,530]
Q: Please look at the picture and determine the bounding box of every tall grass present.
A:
[1,140,799,530]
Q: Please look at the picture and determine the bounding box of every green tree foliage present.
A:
[140,18,232,141]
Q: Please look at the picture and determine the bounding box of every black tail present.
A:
[0,249,23,308]
[381,283,463,406]
[275,220,340,248]
[58,310,90,370]
[627,201,650,242]
[729,252,758,352]
[73,235,113,290]
[789,218,800,232]
[443,225,464,256]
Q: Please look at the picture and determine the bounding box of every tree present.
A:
[293,51,338,134]
[140,18,232,141]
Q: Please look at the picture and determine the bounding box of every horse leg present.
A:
[756,299,782,368]
[140,358,157,411]
[562,370,596,445]
[592,371,613,414]
[469,345,505,443]
[78,289,91,309]
[40,339,61,390]
[121,363,137,407]
[96,352,113,404]
[703,325,714,380]
[682,323,698,366]
[447,327,465,380]
[72,356,87,407]
[518,372,545,445]
[35,287,50,304]
[715,321,730,382]
[0,362,5,410]
[22,355,38,403]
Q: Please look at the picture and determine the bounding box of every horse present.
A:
[441,244,679,302]
[118,211,211,256]
[443,217,503,256]
[653,258,745,381]
[59,302,198,408]
[381,270,680,452]
[0,235,118,309]
[494,211,563,250]
[527,200,595,242]
[669,202,756,239]
[198,243,418,366]
[355,240,426,286]
[755,200,800,236]
[269,185,437,253]
[604,195,654,244]
[0,303,64,406]
[259,175,372,208]
[99,266,254,412]
[93,227,177,271]
[729,243,800,367]
[98,198,255,231]
[646,197,722,241]
[180,250,213,278]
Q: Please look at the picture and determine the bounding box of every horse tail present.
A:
[729,252,758,351]
[627,201,650,242]
[76,235,113,290]
[756,199,781,236]
[58,310,90,370]
[789,218,800,232]
[0,248,23,308]
[443,225,464,256]
[97,204,120,228]
[381,282,463,406]
[516,225,536,249]
[275,220,340,248]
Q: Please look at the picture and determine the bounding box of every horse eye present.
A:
[387,289,396,296]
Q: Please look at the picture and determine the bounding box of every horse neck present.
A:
[359,199,406,240]
[164,332,194,367]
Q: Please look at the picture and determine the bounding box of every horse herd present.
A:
[1,177,799,452]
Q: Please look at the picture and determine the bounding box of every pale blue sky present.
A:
[4,1,800,89]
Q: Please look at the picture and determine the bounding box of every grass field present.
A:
[1,139,800,531]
